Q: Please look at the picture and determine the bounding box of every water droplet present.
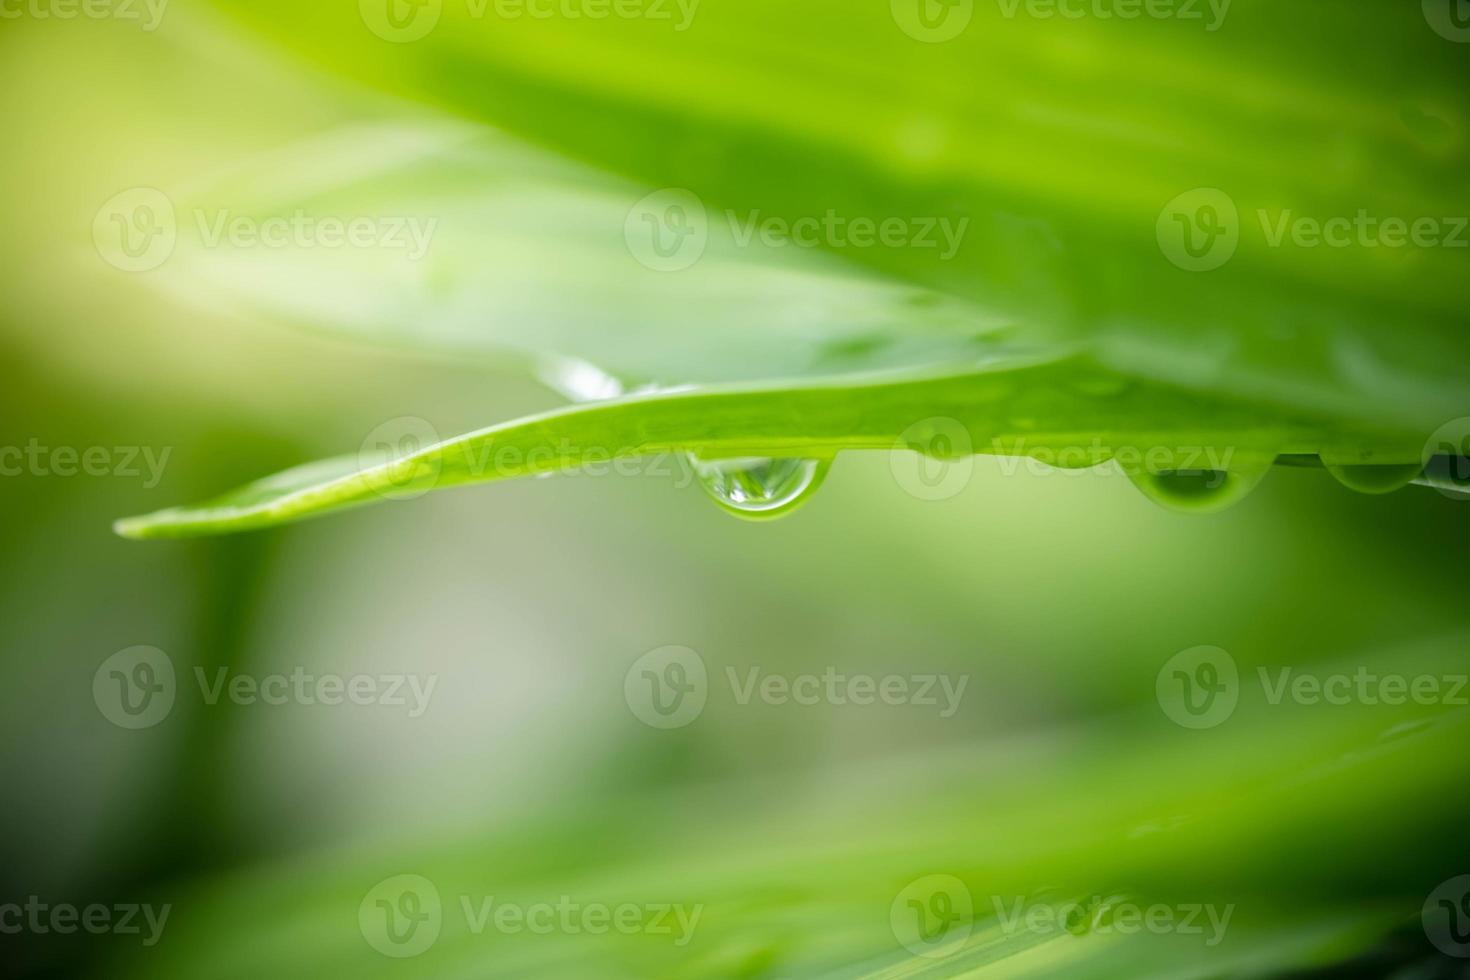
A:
[1324,463,1422,495]
[1029,446,1113,471]
[545,358,625,403]
[1125,458,1271,514]
[1319,452,1422,495]
[690,456,830,521]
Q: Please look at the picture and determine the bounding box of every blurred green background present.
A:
[2,3,1469,978]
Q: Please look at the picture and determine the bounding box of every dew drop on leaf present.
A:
[689,456,831,521]
[1125,459,1271,514]
[1319,452,1422,495]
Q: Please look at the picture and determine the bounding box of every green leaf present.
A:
[109,632,1470,978]
[115,353,1430,539]
[191,0,1470,430]
[146,119,1015,396]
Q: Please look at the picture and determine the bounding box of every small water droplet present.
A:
[690,456,830,521]
[1029,446,1113,471]
[1319,452,1422,495]
[1125,458,1271,514]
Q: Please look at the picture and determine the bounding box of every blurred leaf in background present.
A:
[0,2,1468,979]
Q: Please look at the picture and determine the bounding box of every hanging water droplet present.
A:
[1029,446,1113,471]
[1125,457,1271,514]
[1319,451,1422,495]
[689,456,830,521]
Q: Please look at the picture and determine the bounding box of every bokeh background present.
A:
[2,3,1469,978]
